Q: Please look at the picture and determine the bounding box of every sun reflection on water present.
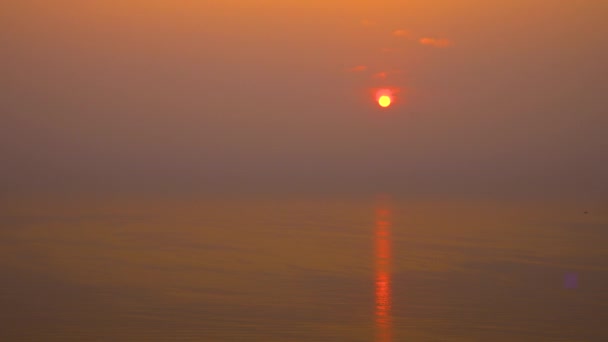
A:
[375,201,392,342]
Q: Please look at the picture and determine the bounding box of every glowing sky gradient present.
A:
[2,0,607,198]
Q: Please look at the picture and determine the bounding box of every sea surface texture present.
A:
[1,197,607,341]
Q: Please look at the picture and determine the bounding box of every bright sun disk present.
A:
[378,95,391,108]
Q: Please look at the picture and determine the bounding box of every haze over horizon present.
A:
[3,1,607,199]
[3,4,608,341]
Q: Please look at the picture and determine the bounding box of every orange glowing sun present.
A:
[378,95,391,108]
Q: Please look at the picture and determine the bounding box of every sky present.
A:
[2,0,607,199]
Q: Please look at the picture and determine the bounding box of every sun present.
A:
[378,95,391,108]
[373,88,398,109]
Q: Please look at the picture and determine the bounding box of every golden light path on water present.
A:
[375,199,392,342]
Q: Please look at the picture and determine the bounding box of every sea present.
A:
[1,196,607,341]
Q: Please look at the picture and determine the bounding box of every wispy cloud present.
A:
[392,29,411,38]
[419,37,453,48]
[373,72,388,79]
[361,19,376,27]
[346,65,368,72]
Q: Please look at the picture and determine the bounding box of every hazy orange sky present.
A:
[2,1,607,198]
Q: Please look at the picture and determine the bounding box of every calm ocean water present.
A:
[1,197,607,341]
